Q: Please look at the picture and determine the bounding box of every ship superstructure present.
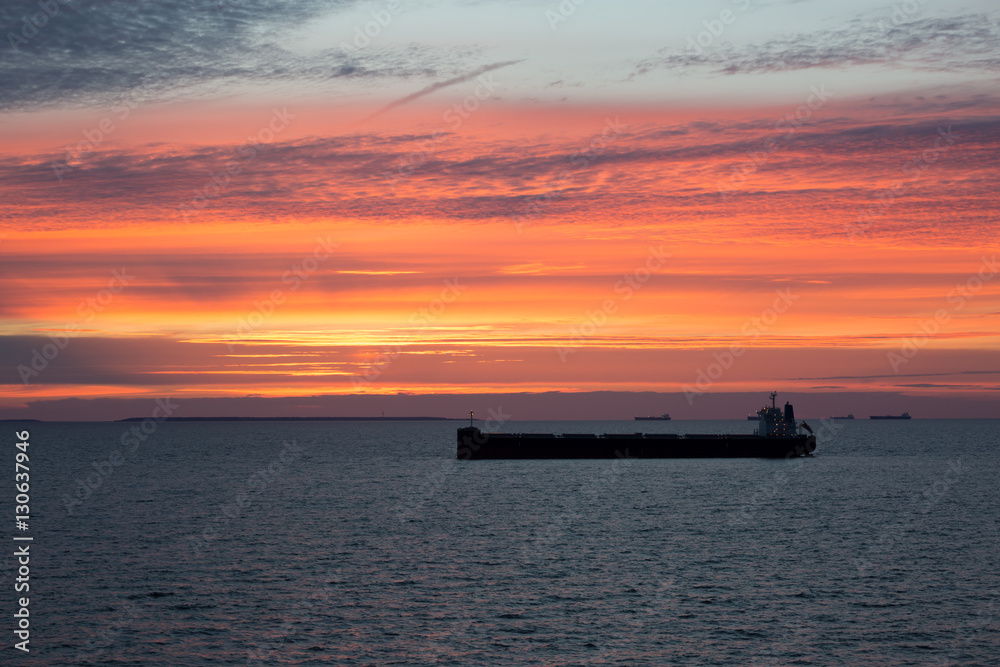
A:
[458,392,817,459]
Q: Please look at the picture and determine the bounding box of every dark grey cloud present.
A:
[0,0,470,110]
[634,13,1000,77]
[1,106,998,244]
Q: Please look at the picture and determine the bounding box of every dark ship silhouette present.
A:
[458,392,816,459]
[870,412,911,419]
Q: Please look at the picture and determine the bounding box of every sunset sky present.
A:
[1,0,998,419]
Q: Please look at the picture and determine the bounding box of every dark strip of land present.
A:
[114,416,458,422]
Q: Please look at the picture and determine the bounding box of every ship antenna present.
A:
[770,391,777,408]
[469,410,474,427]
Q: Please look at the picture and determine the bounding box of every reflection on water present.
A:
[24,419,1000,665]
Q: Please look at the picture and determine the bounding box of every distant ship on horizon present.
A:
[635,413,671,421]
[831,414,855,420]
[870,412,911,420]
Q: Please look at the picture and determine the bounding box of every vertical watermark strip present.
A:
[13,428,33,653]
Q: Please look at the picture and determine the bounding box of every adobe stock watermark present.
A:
[728,418,842,527]
[556,246,670,363]
[455,407,512,461]
[685,0,751,55]
[352,278,467,387]
[62,398,179,516]
[579,448,637,498]
[179,107,295,221]
[873,0,928,35]
[512,116,625,235]
[339,1,403,51]
[545,0,589,31]
[853,457,964,576]
[888,255,997,372]
[6,0,71,51]
[398,406,512,520]
[682,288,799,404]
[382,74,501,192]
[225,236,338,352]
[16,268,134,384]
[51,88,144,181]
[846,126,958,241]
[187,440,305,557]
[521,449,637,563]
[717,85,832,197]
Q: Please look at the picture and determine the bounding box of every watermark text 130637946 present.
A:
[14,429,33,653]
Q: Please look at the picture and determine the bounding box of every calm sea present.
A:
[10,419,1000,665]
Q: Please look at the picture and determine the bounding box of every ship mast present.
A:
[770,391,777,409]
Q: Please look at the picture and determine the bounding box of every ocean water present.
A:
[11,418,1000,665]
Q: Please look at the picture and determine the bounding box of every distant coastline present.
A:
[114,416,459,423]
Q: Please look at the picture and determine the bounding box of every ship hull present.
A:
[457,428,816,460]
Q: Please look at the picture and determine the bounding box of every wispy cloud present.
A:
[634,13,1000,77]
[361,60,522,122]
[3,106,998,243]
